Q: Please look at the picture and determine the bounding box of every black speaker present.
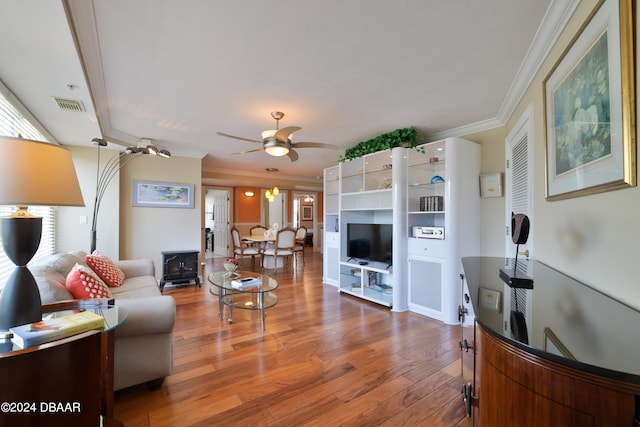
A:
[511,213,530,245]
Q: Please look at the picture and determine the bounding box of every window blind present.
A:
[0,87,56,287]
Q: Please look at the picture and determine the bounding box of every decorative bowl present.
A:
[223,261,238,273]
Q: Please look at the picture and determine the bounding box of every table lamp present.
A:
[0,137,85,335]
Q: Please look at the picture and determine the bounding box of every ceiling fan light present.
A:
[158,149,171,158]
[264,145,289,157]
[263,138,290,157]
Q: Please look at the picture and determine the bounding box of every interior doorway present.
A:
[204,187,231,259]
[292,191,317,250]
[261,189,288,228]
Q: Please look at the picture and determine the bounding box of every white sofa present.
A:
[29,251,176,391]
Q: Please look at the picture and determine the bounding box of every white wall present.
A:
[119,154,202,279]
[463,127,507,257]
[59,147,202,281]
[57,145,120,259]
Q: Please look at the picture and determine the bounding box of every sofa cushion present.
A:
[66,263,113,299]
[30,265,74,303]
[109,276,161,299]
[85,251,125,287]
[44,252,89,278]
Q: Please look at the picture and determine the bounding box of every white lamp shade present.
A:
[0,137,85,207]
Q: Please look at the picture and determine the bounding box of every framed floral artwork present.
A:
[543,0,636,201]
[132,180,194,208]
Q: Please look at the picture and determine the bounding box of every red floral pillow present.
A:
[65,263,113,299]
[85,251,125,287]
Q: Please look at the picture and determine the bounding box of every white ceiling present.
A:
[0,0,576,188]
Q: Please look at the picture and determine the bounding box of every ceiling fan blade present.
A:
[275,126,302,142]
[293,141,340,150]
[232,147,265,155]
[286,148,299,162]
[216,132,261,143]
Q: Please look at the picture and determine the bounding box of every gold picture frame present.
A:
[543,327,575,360]
[543,0,636,201]
[302,205,313,221]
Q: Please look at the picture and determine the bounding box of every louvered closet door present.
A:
[505,107,533,260]
[504,106,534,336]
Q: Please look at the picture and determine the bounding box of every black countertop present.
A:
[462,256,640,383]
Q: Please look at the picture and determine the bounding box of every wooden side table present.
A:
[41,300,126,426]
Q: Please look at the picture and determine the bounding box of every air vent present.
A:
[53,97,85,112]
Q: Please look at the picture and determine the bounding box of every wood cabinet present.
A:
[160,250,200,292]
[0,330,102,426]
[460,257,640,426]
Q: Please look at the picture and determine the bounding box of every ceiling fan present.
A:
[216,111,339,162]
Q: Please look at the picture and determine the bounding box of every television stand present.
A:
[338,259,393,308]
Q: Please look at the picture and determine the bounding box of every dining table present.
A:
[241,235,282,269]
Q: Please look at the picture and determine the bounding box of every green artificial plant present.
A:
[338,127,424,162]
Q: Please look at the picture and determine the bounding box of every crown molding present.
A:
[432,0,580,141]
[497,0,580,123]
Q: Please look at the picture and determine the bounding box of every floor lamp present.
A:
[0,137,85,335]
[90,138,170,253]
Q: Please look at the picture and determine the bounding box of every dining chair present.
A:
[262,227,296,274]
[250,225,268,236]
[294,226,307,266]
[247,224,269,250]
[231,226,261,270]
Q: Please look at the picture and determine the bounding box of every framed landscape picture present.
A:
[132,180,194,208]
[543,0,636,201]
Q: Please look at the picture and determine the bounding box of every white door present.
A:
[211,189,230,256]
[505,105,534,260]
[504,105,534,338]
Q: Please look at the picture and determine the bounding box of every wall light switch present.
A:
[80,215,88,224]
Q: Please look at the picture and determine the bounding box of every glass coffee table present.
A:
[208,271,278,331]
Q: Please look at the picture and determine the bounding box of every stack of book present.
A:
[231,277,262,290]
[9,310,105,348]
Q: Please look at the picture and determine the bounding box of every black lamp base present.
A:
[0,215,43,333]
[0,267,42,333]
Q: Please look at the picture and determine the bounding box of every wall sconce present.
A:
[244,191,255,197]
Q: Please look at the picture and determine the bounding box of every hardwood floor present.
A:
[114,249,467,426]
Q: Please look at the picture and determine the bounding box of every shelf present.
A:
[341,189,392,210]
[408,210,445,214]
[408,181,445,189]
[340,287,392,307]
[340,260,391,274]
[408,160,446,169]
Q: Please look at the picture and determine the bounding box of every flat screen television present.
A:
[347,223,392,264]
